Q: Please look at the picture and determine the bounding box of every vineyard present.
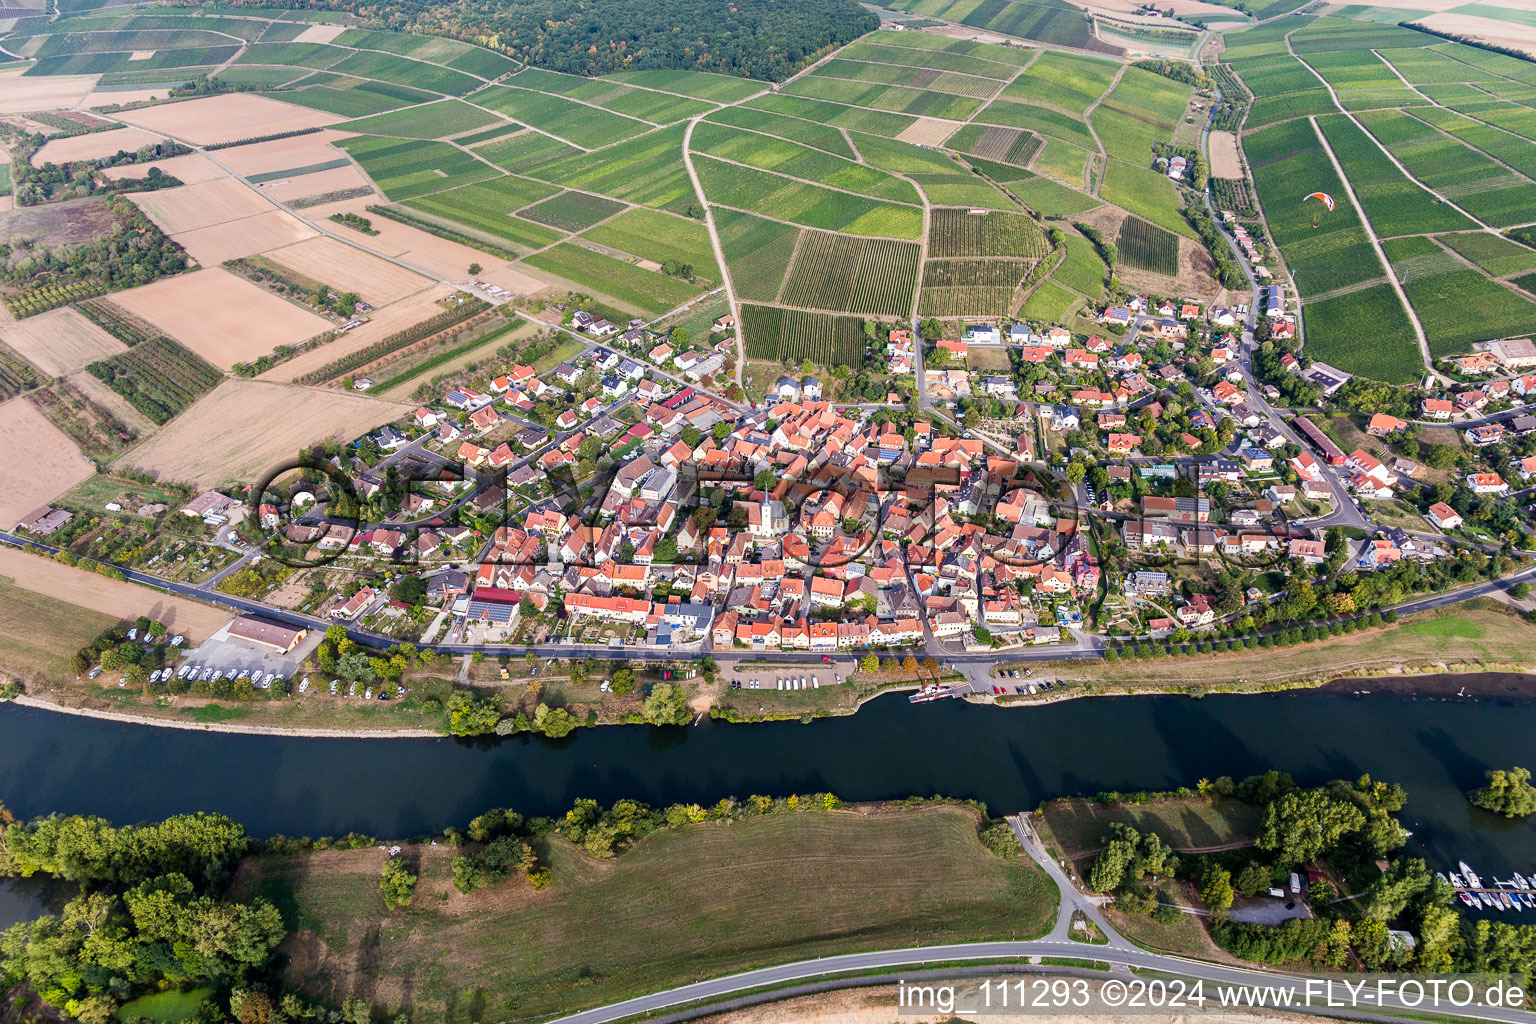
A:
[778,232,920,316]
[86,337,223,425]
[293,297,491,385]
[1116,216,1180,276]
[0,344,41,400]
[3,279,107,319]
[918,260,1025,317]
[741,305,869,367]
[927,209,1050,259]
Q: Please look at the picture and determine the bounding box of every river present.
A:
[2,685,1534,922]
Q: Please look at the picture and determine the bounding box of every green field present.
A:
[517,190,627,232]
[1033,135,1093,186]
[1000,50,1117,114]
[976,99,1097,151]
[581,208,716,275]
[602,68,766,102]
[339,135,499,199]
[1020,279,1081,322]
[741,304,869,366]
[114,987,216,1023]
[338,99,503,139]
[273,78,438,117]
[1040,797,1263,857]
[475,130,584,173]
[1355,108,1536,228]
[1098,161,1195,240]
[1054,235,1106,299]
[694,156,922,240]
[524,243,700,315]
[328,49,482,95]
[705,105,856,158]
[239,805,1054,1023]
[403,178,563,251]
[477,86,651,148]
[1436,232,1536,277]
[1116,216,1179,276]
[849,132,962,175]
[1090,67,1191,165]
[1314,114,1475,238]
[1008,175,1100,218]
[1243,118,1385,297]
[716,210,801,303]
[522,125,696,211]
[1412,106,1536,182]
[0,575,120,685]
[747,94,917,138]
[784,74,983,121]
[778,232,920,317]
[1301,283,1421,381]
[910,173,1016,209]
[691,122,919,203]
[1384,236,1536,357]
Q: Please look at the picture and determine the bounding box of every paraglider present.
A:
[1304,191,1335,228]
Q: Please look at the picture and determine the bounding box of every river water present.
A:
[2,686,1534,922]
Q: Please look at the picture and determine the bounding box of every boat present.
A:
[1480,891,1498,909]
[1459,891,1476,908]
[1436,872,1448,884]
[1451,872,1466,888]
[1500,891,1516,911]
[908,684,955,704]
[1461,861,1483,889]
[1514,872,1531,890]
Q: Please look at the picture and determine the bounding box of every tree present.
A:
[379,857,417,909]
[644,683,690,725]
[446,692,501,736]
[450,855,483,894]
[1234,862,1270,898]
[1468,766,1536,818]
[1257,789,1365,863]
[859,653,879,674]
[579,436,605,463]
[669,326,690,347]
[533,702,578,737]
[712,422,732,441]
[468,262,482,275]
[610,668,635,697]
[754,468,777,492]
[1201,865,1234,912]
[900,654,918,673]
[1088,827,1139,892]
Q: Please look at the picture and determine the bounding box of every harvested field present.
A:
[293,24,346,44]
[99,151,225,185]
[259,284,458,382]
[0,396,95,529]
[121,379,410,488]
[168,209,318,265]
[33,125,161,165]
[82,87,173,106]
[0,69,98,114]
[129,176,275,234]
[1418,12,1536,58]
[0,307,126,377]
[258,164,373,204]
[306,196,507,279]
[477,263,548,296]
[111,267,332,368]
[897,116,959,146]
[215,129,355,177]
[1208,129,1242,179]
[263,236,432,306]
[115,92,341,146]
[0,544,229,641]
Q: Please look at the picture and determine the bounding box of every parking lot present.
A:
[175,620,324,689]
[726,669,842,692]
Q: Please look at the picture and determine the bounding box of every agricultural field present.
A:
[716,210,801,304]
[783,75,983,122]
[523,244,700,316]
[1098,161,1194,240]
[326,50,482,96]
[746,95,918,139]
[944,124,1043,169]
[0,346,41,402]
[1053,236,1107,300]
[1300,283,1421,382]
[778,232,920,317]
[85,336,223,425]
[517,191,627,232]
[262,236,435,308]
[928,209,1049,259]
[1007,174,1100,218]
[705,106,856,159]
[401,178,564,252]
[1020,279,1081,322]
[1383,236,1536,358]
[976,99,1097,152]
[337,99,504,139]
[580,208,716,275]
[1089,67,1192,166]
[603,68,767,103]
[1436,232,1536,278]
[1314,115,1475,238]
[121,379,409,489]
[919,260,1026,317]
[693,157,922,240]
[516,125,695,211]
[1115,216,1179,276]
[114,93,340,147]
[272,78,438,118]
[0,397,95,529]
[0,308,125,378]
[338,136,499,200]
[690,122,920,204]
[476,86,651,148]
[877,0,1121,55]
[1000,50,1117,114]
[740,305,869,368]
[1242,118,1386,298]
[1354,109,1536,229]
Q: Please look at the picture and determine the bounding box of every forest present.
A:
[203,0,878,79]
